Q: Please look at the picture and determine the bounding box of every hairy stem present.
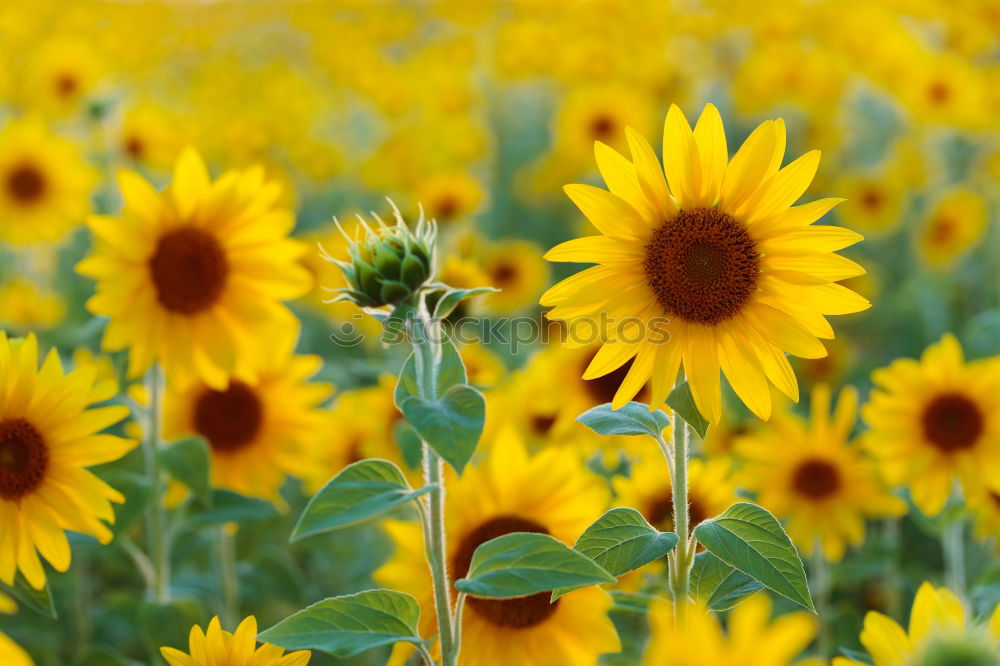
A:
[409,301,457,666]
[810,545,832,656]
[667,415,691,621]
[218,526,239,627]
[943,516,966,595]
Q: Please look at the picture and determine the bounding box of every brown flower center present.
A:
[928,81,951,105]
[451,515,559,628]
[922,393,983,453]
[5,163,47,205]
[55,73,79,98]
[433,195,459,220]
[644,208,760,325]
[489,262,518,288]
[149,227,228,314]
[0,418,49,500]
[860,187,884,212]
[193,381,263,453]
[125,135,146,160]
[791,458,841,500]
[589,114,615,141]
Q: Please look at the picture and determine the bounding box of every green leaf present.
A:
[690,551,763,610]
[666,381,709,439]
[137,599,205,656]
[576,402,670,438]
[454,532,615,599]
[0,572,56,619]
[103,470,152,540]
[258,589,425,658]
[393,420,424,470]
[292,459,432,541]
[552,508,677,600]
[400,384,485,473]
[693,502,814,611]
[431,286,498,319]
[394,335,467,406]
[188,489,278,527]
[157,436,212,506]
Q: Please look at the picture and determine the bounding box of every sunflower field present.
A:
[2,1,1000,665]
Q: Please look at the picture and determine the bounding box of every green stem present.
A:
[667,416,691,621]
[810,545,832,657]
[943,517,966,595]
[882,518,902,619]
[409,300,457,666]
[218,526,239,627]
[143,364,170,602]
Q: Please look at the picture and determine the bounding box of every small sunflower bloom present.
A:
[543,103,869,422]
[77,147,312,389]
[738,384,906,561]
[833,583,1000,666]
[160,616,310,666]
[0,333,135,589]
[861,334,1000,517]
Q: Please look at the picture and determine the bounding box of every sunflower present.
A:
[160,616,310,666]
[0,278,65,331]
[120,103,185,171]
[77,147,313,389]
[861,334,1000,517]
[833,583,1000,666]
[644,593,819,666]
[414,170,485,224]
[0,332,135,589]
[0,118,96,245]
[18,38,105,116]
[737,384,905,561]
[308,376,414,494]
[833,168,907,236]
[916,189,988,269]
[0,633,33,666]
[481,240,549,314]
[374,428,620,666]
[542,103,869,421]
[164,334,331,502]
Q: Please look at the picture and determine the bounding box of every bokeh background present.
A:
[1,1,999,665]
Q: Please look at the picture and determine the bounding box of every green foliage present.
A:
[394,336,467,406]
[292,459,432,540]
[693,502,815,611]
[454,532,615,599]
[552,509,678,600]
[0,573,56,619]
[665,381,708,438]
[399,384,486,474]
[690,551,763,610]
[426,285,499,319]
[187,489,278,527]
[258,589,426,658]
[576,403,671,439]
[157,436,212,506]
[137,599,206,656]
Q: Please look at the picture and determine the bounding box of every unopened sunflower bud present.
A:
[324,200,436,308]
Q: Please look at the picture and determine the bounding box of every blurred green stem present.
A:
[218,526,239,627]
[143,364,170,602]
[810,545,832,656]
[943,516,966,595]
[409,299,457,666]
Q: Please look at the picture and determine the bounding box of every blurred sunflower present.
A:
[543,103,869,421]
[0,278,65,331]
[375,428,620,666]
[414,170,485,224]
[644,593,819,665]
[0,633,32,666]
[861,334,1000,517]
[554,85,657,162]
[481,240,549,313]
[833,168,907,236]
[19,38,105,116]
[0,118,96,245]
[77,147,312,389]
[161,616,310,666]
[916,189,988,269]
[833,583,1000,666]
[164,335,331,502]
[120,103,185,171]
[737,385,906,561]
[0,332,135,589]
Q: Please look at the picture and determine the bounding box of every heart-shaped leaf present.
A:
[577,402,670,438]
[454,532,615,599]
[693,502,814,611]
[666,381,708,439]
[394,335,468,405]
[157,436,211,505]
[690,551,763,610]
[292,459,432,541]
[400,384,485,473]
[258,589,425,659]
[552,508,677,600]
